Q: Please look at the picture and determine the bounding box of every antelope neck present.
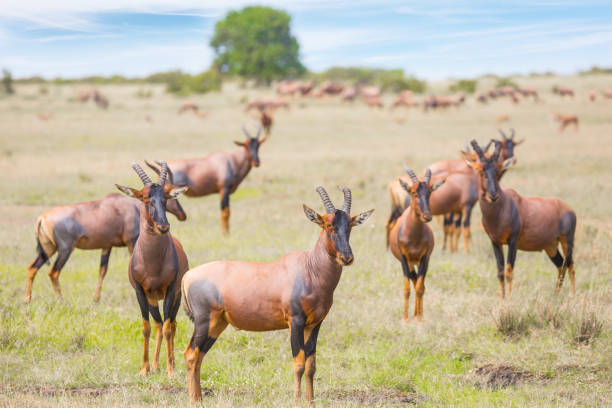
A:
[304,231,343,292]
[230,146,253,180]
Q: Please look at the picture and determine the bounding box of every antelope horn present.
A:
[497,128,507,140]
[492,140,502,161]
[470,140,485,159]
[484,139,494,152]
[241,124,252,139]
[424,168,431,184]
[157,160,168,186]
[132,162,152,186]
[510,128,515,139]
[338,186,351,214]
[403,165,419,184]
[316,186,335,214]
[155,159,174,184]
[145,160,161,175]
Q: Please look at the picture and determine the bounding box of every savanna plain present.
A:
[0,76,611,407]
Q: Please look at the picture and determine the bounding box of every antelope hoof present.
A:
[139,364,150,377]
[151,362,159,372]
[24,295,31,304]
[93,295,100,303]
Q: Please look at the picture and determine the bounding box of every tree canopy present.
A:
[210,6,305,83]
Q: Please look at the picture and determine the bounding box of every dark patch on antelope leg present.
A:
[401,254,417,281]
[492,242,505,298]
[548,251,564,267]
[505,237,518,299]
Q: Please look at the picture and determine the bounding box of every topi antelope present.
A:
[388,167,444,320]
[115,161,189,376]
[181,186,373,403]
[161,125,268,235]
[25,186,186,304]
[463,140,577,299]
[551,113,578,132]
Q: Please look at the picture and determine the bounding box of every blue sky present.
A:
[1,1,611,80]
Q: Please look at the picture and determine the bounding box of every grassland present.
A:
[0,76,610,407]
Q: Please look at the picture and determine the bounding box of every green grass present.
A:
[0,80,610,406]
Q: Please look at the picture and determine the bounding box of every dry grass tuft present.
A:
[566,303,604,345]
[473,364,546,389]
[493,305,536,338]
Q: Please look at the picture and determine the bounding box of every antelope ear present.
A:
[501,157,516,172]
[462,152,478,169]
[351,209,374,227]
[165,185,188,199]
[303,204,325,227]
[115,184,142,199]
[431,179,446,191]
[234,141,246,147]
[399,179,412,193]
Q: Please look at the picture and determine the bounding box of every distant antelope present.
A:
[36,113,53,121]
[496,115,510,125]
[259,109,274,137]
[25,189,187,303]
[245,98,289,112]
[181,186,373,403]
[464,140,577,298]
[604,90,612,99]
[178,102,198,114]
[551,113,578,132]
[319,80,344,95]
[391,90,418,110]
[552,86,574,97]
[341,86,357,102]
[363,95,383,108]
[589,91,597,102]
[388,167,444,320]
[115,161,189,376]
[162,125,268,235]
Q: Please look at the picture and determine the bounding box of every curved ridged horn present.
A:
[498,129,507,140]
[492,140,502,161]
[316,186,335,214]
[509,128,515,139]
[241,124,252,139]
[154,159,174,184]
[145,160,161,176]
[424,168,431,184]
[157,160,168,186]
[403,165,419,184]
[470,140,485,159]
[338,186,351,214]
[132,162,152,186]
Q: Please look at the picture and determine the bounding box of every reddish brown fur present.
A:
[551,113,579,132]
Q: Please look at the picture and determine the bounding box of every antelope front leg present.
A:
[415,256,429,319]
[491,242,506,299]
[148,305,163,372]
[304,323,322,404]
[506,238,518,300]
[400,255,413,322]
[163,320,175,376]
[290,315,306,401]
[141,319,151,376]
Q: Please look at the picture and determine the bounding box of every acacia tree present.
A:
[210,6,305,84]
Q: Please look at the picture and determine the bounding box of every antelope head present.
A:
[116,161,188,235]
[303,186,374,266]
[144,160,187,221]
[399,166,445,223]
[496,128,523,160]
[463,140,515,203]
[236,124,268,167]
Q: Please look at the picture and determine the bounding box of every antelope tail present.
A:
[35,216,55,262]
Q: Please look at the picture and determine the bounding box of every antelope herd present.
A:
[23,78,596,404]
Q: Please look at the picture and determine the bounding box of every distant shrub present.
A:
[449,79,477,94]
[39,85,49,95]
[495,77,518,89]
[313,66,426,93]
[136,89,153,98]
[494,306,535,338]
[579,65,612,75]
[2,69,14,95]
[566,306,603,345]
[149,70,221,95]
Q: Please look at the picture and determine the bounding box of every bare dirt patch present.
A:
[474,364,547,389]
